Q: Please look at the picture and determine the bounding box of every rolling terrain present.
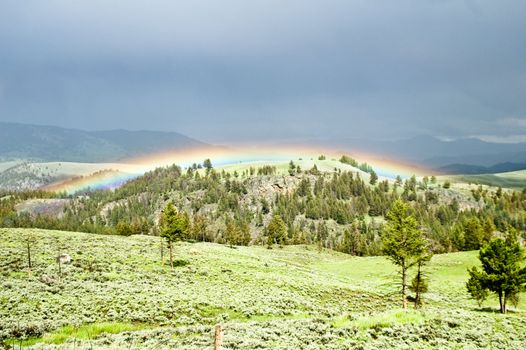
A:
[0,122,207,163]
[1,152,525,349]
[1,228,525,349]
[442,169,526,190]
[0,161,140,192]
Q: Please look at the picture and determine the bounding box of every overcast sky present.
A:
[0,0,525,144]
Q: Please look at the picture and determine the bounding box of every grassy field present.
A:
[1,228,525,349]
[218,158,359,174]
[0,160,25,173]
[209,158,382,184]
[441,169,526,189]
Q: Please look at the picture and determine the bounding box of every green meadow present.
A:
[1,228,525,349]
[442,169,526,189]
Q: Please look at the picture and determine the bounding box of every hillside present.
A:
[442,169,526,189]
[2,157,524,257]
[0,122,207,163]
[1,228,525,349]
[436,162,526,175]
[0,162,139,192]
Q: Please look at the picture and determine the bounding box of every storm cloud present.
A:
[0,0,525,144]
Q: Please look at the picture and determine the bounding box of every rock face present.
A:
[243,175,306,208]
[434,188,483,212]
[56,254,72,265]
[15,198,71,218]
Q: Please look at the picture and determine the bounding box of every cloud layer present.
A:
[0,0,525,144]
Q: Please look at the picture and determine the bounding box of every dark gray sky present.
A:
[0,0,525,144]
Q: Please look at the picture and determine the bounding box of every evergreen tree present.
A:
[115,221,133,236]
[160,202,189,271]
[316,221,329,249]
[297,178,311,197]
[422,176,429,189]
[466,268,489,307]
[463,217,484,250]
[203,159,213,170]
[225,216,240,248]
[288,161,296,176]
[369,170,378,185]
[267,214,287,248]
[466,230,526,313]
[191,214,208,242]
[239,221,251,246]
[382,199,428,309]
[409,252,432,308]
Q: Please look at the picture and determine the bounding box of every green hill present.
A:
[441,169,526,189]
[1,228,525,349]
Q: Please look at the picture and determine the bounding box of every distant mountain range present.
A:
[0,122,207,162]
[329,135,526,174]
[1,122,525,174]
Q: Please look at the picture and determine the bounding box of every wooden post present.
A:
[58,258,62,280]
[27,241,32,269]
[214,324,223,350]
[27,241,32,277]
[169,241,174,272]
[160,236,164,264]
[57,248,62,281]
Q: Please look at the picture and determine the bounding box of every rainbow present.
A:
[44,145,431,194]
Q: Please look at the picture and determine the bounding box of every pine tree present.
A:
[409,252,432,308]
[160,202,189,271]
[191,214,208,242]
[203,159,213,170]
[267,214,287,248]
[369,170,378,185]
[115,221,133,236]
[422,176,429,189]
[466,229,526,313]
[288,161,296,176]
[225,216,240,248]
[382,200,428,309]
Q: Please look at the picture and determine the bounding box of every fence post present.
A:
[214,324,223,350]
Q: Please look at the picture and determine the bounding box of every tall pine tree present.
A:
[382,200,428,309]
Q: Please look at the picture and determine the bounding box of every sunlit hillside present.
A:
[2,228,525,349]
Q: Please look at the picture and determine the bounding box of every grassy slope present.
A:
[0,161,140,192]
[0,160,24,173]
[212,158,379,184]
[218,158,359,174]
[441,169,526,189]
[1,228,525,349]
[0,161,140,178]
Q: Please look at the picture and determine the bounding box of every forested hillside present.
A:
[2,157,525,256]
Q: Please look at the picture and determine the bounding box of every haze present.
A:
[0,0,525,145]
